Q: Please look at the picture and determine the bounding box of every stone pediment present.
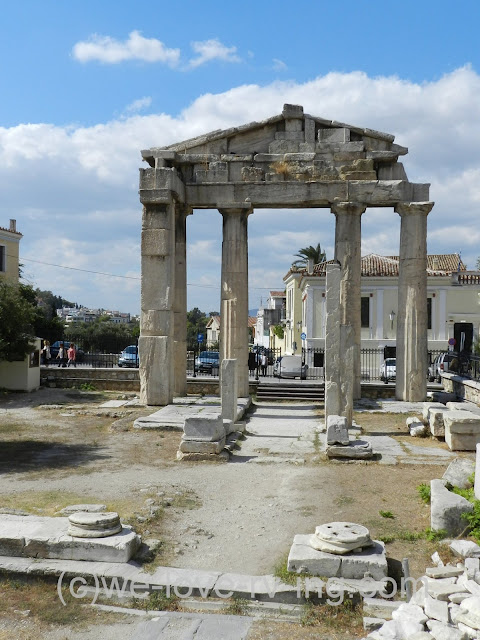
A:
[139,104,430,208]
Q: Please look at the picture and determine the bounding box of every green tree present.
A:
[292,243,327,268]
[187,307,208,347]
[0,282,36,361]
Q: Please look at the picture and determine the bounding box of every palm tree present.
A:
[292,243,327,268]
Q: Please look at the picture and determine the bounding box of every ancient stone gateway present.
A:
[139,104,433,407]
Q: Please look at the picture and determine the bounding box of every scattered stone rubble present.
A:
[361,539,480,640]
[407,398,480,452]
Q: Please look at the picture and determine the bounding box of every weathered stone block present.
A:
[326,415,349,446]
[339,170,378,181]
[431,478,474,536]
[141,229,170,257]
[268,140,299,153]
[430,409,447,437]
[183,413,224,440]
[444,410,480,451]
[287,535,387,580]
[326,439,373,459]
[304,118,315,143]
[318,128,350,142]
[179,436,226,454]
[241,166,264,182]
[423,403,446,426]
[139,336,173,406]
[442,458,475,489]
[274,131,304,141]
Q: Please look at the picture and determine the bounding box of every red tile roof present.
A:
[309,253,466,277]
[0,225,22,236]
[269,290,286,297]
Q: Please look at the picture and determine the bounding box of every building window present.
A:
[0,245,5,272]
[427,298,432,330]
[361,297,370,328]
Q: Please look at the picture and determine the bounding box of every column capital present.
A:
[218,202,253,217]
[395,201,434,217]
[175,204,193,218]
[330,201,367,216]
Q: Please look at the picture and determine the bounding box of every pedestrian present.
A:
[248,351,256,376]
[261,352,268,376]
[41,340,51,366]
[67,343,77,368]
[56,342,66,367]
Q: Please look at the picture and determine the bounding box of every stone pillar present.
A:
[325,264,354,426]
[331,201,366,399]
[139,202,175,406]
[221,358,238,433]
[219,204,253,398]
[173,206,192,396]
[395,202,434,402]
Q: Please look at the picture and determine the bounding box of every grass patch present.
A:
[273,554,298,586]
[224,595,249,616]
[300,599,363,633]
[379,510,395,519]
[0,575,122,629]
[417,483,431,504]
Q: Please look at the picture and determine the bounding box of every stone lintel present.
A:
[395,201,434,217]
[185,181,417,209]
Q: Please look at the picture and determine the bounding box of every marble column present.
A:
[173,206,192,397]
[139,202,175,406]
[395,201,434,402]
[331,201,366,399]
[219,205,253,398]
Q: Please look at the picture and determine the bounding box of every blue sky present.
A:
[1,0,480,314]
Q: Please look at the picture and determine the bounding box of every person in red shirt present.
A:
[67,343,77,368]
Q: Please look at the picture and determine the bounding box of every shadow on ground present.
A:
[0,440,110,473]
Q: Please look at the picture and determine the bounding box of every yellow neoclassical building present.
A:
[0,219,22,283]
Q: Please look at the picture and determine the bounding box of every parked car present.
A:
[273,354,308,379]
[49,341,85,363]
[380,358,396,382]
[118,345,139,368]
[195,351,220,373]
[428,352,455,382]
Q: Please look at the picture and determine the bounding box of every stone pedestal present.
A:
[331,202,366,400]
[179,413,226,458]
[395,202,434,402]
[139,202,176,406]
[219,205,253,398]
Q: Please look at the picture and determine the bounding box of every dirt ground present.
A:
[0,387,468,639]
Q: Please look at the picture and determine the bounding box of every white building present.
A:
[284,254,480,355]
[255,290,286,349]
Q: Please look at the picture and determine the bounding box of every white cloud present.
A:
[72,30,180,66]
[188,39,241,68]
[272,58,287,71]
[125,97,152,113]
[4,66,480,310]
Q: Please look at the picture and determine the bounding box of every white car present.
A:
[274,354,308,379]
[380,358,396,382]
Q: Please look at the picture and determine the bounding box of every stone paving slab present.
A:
[0,514,140,563]
[134,397,251,430]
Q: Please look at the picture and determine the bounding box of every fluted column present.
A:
[173,206,192,396]
[139,202,176,406]
[395,201,434,401]
[331,201,366,399]
[219,204,253,397]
